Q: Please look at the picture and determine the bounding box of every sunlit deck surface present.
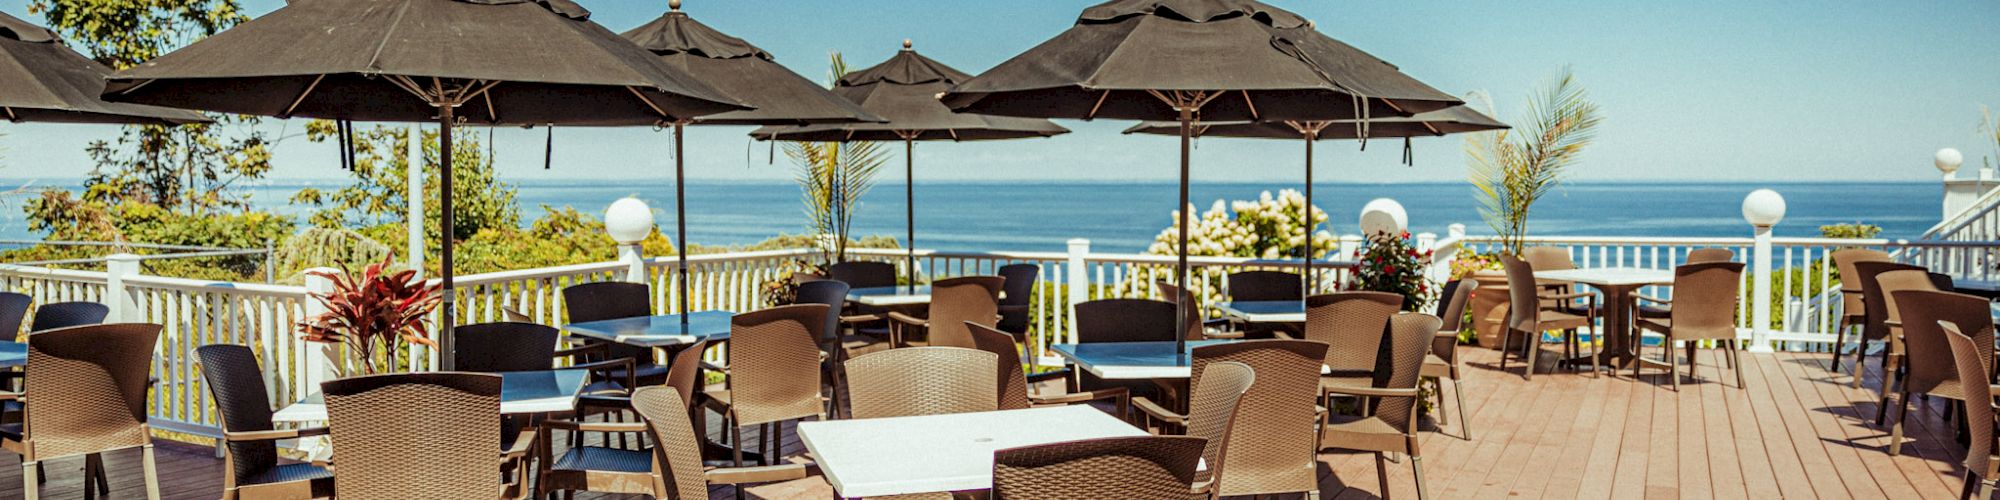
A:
[0,347,1974,499]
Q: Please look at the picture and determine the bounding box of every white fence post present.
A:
[1065,238,1089,345]
[302,267,340,387]
[104,253,141,323]
[619,244,646,284]
[1743,189,1786,353]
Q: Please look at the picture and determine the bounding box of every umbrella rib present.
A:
[482,91,497,123]
[1086,89,1111,120]
[113,79,156,96]
[282,74,327,117]
[624,86,673,122]
[3,107,13,122]
[1241,90,1259,120]
[384,75,435,104]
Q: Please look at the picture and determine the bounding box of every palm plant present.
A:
[1466,67,1604,255]
[792,52,887,263]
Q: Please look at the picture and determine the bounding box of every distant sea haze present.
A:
[0,180,1943,253]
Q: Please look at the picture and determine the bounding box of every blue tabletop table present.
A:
[1051,340,1237,380]
[1217,301,1305,323]
[271,369,590,422]
[846,286,933,307]
[562,310,734,348]
[0,341,23,368]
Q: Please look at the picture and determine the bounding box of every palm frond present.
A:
[1464,67,1604,254]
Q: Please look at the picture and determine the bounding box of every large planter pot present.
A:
[1466,270,1511,347]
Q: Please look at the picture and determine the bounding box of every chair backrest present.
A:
[562,282,654,363]
[925,276,1006,349]
[1859,263,1933,341]
[500,306,533,323]
[1896,290,1994,396]
[451,322,558,373]
[1685,248,1734,263]
[194,344,281,482]
[997,264,1038,308]
[1154,280,1206,341]
[1430,280,1476,365]
[1522,247,1575,272]
[0,292,29,338]
[1942,322,1997,481]
[1376,313,1444,433]
[1183,361,1255,488]
[23,323,160,460]
[1667,262,1745,341]
[323,372,502,500]
[1227,271,1303,302]
[727,304,828,425]
[1073,299,1179,344]
[664,339,709,408]
[991,435,1206,500]
[793,279,850,345]
[1832,248,1892,317]
[1928,272,1956,292]
[1501,254,1544,332]
[30,301,109,332]
[1189,339,1328,497]
[828,261,897,289]
[844,346,998,419]
[968,322,1033,410]
[1303,291,1402,374]
[632,386,709,499]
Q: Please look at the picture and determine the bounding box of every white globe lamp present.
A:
[1741,188,1786,353]
[1740,189,1786,228]
[604,197,655,245]
[1358,198,1408,236]
[1936,148,1965,176]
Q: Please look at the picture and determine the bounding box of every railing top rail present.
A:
[653,247,821,264]
[1923,184,2000,239]
[123,274,307,297]
[1082,253,1362,267]
[846,247,1071,261]
[0,264,109,283]
[445,260,629,286]
[1459,234,2000,248]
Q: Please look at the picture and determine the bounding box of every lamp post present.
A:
[1936,148,1969,220]
[605,197,655,285]
[1358,198,1410,237]
[1742,189,1786,353]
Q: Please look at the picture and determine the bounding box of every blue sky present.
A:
[0,0,1996,183]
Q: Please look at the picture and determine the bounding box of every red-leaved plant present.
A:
[297,254,443,375]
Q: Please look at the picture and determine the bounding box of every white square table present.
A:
[846,285,1007,307]
[1534,267,1674,368]
[1217,300,1304,323]
[797,405,1147,498]
[562,310,734,348]
[271,369,591,422]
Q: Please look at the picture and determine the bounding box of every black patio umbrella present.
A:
[751,42,1067,293]
[102,0,747,369]
[942,0,1464,354]
[622,0,883,330]
[1122,105,1507,286]
[0,11,206,125]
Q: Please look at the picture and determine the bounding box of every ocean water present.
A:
[0,180,1942,254]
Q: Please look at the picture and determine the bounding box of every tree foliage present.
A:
[291,121,520,242]
[1466,67,1604,255]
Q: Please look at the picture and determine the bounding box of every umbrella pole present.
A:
[676,122,691,332]
[1303,133,1315,293]
[1175,109,1192,357]
[438,105,457,371]
[905,136,916,294]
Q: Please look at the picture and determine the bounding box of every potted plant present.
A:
[297,254,443,375]
[1347,230,1436,312]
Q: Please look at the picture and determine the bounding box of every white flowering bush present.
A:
[1127,190,1339,304]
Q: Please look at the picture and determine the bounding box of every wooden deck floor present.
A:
[0,347,1978,499]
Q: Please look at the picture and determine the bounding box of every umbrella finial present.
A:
[669,0,681,11]
[903,39,913,50]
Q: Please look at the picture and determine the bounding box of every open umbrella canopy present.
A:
[749,42,1068,141]
[0,11,207,125]
[622,1,882,126]
[939,0,1464,121]
[102,0,747,125]
[1121,105,1507,139]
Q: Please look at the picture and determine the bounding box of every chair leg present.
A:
[1453,377,1473,440]
[142,445,161,500]
[1830,317,1849,373]
[1588,329,1602,379]
[1374,452,1393,500]
[1889,392,1912,456]
[1669,341,1681,392]
[1524,330,1541,381]
[1412,454,1430,500]
[1499,328,1514,373]
[21,460,37,500]
[1730,345,1747,390]
[1851,339,1869,389]
[1877,356,1899,426]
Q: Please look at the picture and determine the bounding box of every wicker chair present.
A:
[1941,322,2000,500]
[562,282,671,387]
[991,435,1207,500]
[1306,291,1402,408]
[1157,280,1235,340]
[829,261,899,337]
[1179,340,1328,498]
[887,275,1004,348]
[996,264,1039,335]
[0,292,29,338]
[1522,247,1597,319]
[1321,313,1444,500]
[1421,279,1477,439]
[454,321,640,448]
[28,301,108,332]
[969,322,1128,417]
[1228,271,1304,338]
[1499,254,1597,379]
[536,385,808,498]
[1885,289,1993,456]
[700,304,827,467]
[844,346,998,419]
[1639,249,1734,319]
[194,345,334,500]
[794,280,881,419]
[1069,299,1181,400]
[1850,262,1934,392]
[1829,248,1892,373]
[322,372,529,500]
[3,323,163,500]
[1634,262,1747,390]
[1131,360,1255,498]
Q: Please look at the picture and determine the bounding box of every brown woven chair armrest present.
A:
[1323,385,1421,398]
[503,428,536,459]
[225,427,330,442]
[1540,291,1596,301]
[571,357,637,389]
[0,391,18,401]
[1634,294,1671,305]
[541,419,646,433]
[885,311,928,327]
[552,342,608,360]
[706,463,809,485]
[1204,330,1246,340]
[577,394,634,412]
[1031,386,1127,407]
[702,360,728,372]
[1272,331,1300,340]
[839,313,885,324]
[1884,320,1901,328]
[1130,396,1185,425]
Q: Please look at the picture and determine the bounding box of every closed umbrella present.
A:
[1123,106,1507,286]
[943,0,1463,354]
[621,0,883,330]
[102,0,747,368]
[752,41,1067,292]
[0,11,206,125]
